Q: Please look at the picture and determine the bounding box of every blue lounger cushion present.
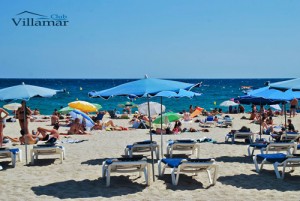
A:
[161,158,212,168]
[168,139,195,145]
[256,153,287,163]
[126,140,156,149]
[105,156,144,165]
[249,144,268,149]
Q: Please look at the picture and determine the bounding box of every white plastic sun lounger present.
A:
[30,145,65,164]
[253,153,300,179]
[124,140,160,159]
[247,142,296,156]
[0,148,22,168]
[158,158,218,185]
[102,157,149,187]
[166,139,200,158]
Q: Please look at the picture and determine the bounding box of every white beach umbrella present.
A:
[220,100,239,107]
[3,103,21,111]
[270,104,281,111]
[138,102,165,116]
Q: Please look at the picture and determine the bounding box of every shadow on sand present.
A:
[32,176,147,199]
[218,173,300,191]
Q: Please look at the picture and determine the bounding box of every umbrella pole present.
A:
[259,101,262,140]
[160,97,163,158]
[24,101,28,165]
[284,103,287,140]
[147,95,155,182]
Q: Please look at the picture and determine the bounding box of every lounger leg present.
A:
[247,146,251,156]
[62,147,66,159]
[273,162,281,179]
[171,168,177,185]
[260,159,267,172]
[207,169,212,184]
[212,165,218,185]
[30,150,35,165]
[282,161,287,179]
[175,167,180,185]
[158,160,162,176]
[102,162,106,177]
[60,151,63,164]
[196,147,200,158]
[144,166,149,185]
[124,148,128,156]
[106,166,111,187]
[253,156,260,173]
[18,150,22,162]
[11,154,16,168]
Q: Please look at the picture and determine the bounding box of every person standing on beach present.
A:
[0,108,9,147]
[16,100,32,135]
[290,98,298,118]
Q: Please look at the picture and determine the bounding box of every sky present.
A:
[0,0,300,79]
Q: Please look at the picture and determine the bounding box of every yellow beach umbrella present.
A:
[68,100,97,113]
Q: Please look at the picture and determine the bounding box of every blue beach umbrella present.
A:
[0,82,59,101]
[88,75,200,181]
[269,78,300,91]
[0,82,61,164]
[69,109,95,128]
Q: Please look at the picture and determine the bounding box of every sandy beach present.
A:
[1,113,300,201]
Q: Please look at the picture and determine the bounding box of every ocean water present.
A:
[0,78,287,115]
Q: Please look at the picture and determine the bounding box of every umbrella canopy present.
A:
[92,103,102,110]
[248,86,300,101]
[69,109,95,128]
[58,106,73,114]
[69,101,98,113]
[3,103,21,111]
[88,77,199,99]
[220,100,239,107]
[270,104,281,111]
[138,102,165,116]
[152,112,182,124]
[269,78,300,91]
[154,89,202,98]
[234,96,282,105]
[0,82,58,101]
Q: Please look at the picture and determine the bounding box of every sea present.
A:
[0,78,288,115]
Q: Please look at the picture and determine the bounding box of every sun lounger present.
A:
[166,139,200,158]
[201,116,215,127]
[102,156,149,187]
[225,131,255,144]
[253,153,300,179]
[247,142,296,156]
[30,144,65,165]
[280,132,300,142]
[158,158,218,185]
[0,148,22,168]
[124,140,160,159]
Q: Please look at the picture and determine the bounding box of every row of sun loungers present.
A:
[103,139,218,186]
[0,144,65,167]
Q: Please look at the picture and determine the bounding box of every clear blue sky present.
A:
[0,0,299,78]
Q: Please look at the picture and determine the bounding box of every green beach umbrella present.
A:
[152,112,182,124]
[92,103,102,110]
[58,106,73,114]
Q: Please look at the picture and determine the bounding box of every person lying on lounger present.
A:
[36,123,60,140]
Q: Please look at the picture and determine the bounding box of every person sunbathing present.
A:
[93,120,115,130]
[19,130,40,145]
[36,124,60,140]
[66,118,90,135]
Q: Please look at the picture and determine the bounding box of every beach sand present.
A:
[1,113,300,201]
